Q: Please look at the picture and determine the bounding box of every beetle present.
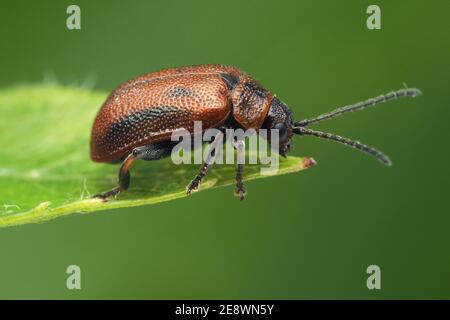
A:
[90,64,421,200]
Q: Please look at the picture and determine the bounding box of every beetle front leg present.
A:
[187,131,224,195]
[234,137,246,200]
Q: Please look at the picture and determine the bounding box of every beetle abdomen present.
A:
[90,66,239,162]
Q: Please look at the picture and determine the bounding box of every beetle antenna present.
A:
[294,88,422,127]
[292,126,392,165]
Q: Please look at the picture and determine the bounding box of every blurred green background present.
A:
[0,0,449,299]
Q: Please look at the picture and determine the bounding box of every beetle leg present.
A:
[96,142,182,200]
[234,137,246,200]
[187,131,224,195]
[92,148,140,200]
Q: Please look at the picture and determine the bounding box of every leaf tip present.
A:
[302,157,317,169]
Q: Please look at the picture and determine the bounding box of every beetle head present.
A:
[261,97,295,156]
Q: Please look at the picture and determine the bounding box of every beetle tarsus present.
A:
[186,179,201,195]
[92,187,122,201]
[234,170,246,200]
[234,186,246,201]
[186,163,209,195]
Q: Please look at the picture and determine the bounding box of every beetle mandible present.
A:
[90,64,421,200]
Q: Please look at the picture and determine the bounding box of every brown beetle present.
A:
[90,64,421,200]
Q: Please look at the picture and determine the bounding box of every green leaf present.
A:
[0,85,316,228]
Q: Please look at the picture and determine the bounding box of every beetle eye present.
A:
[274,123,288,140]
